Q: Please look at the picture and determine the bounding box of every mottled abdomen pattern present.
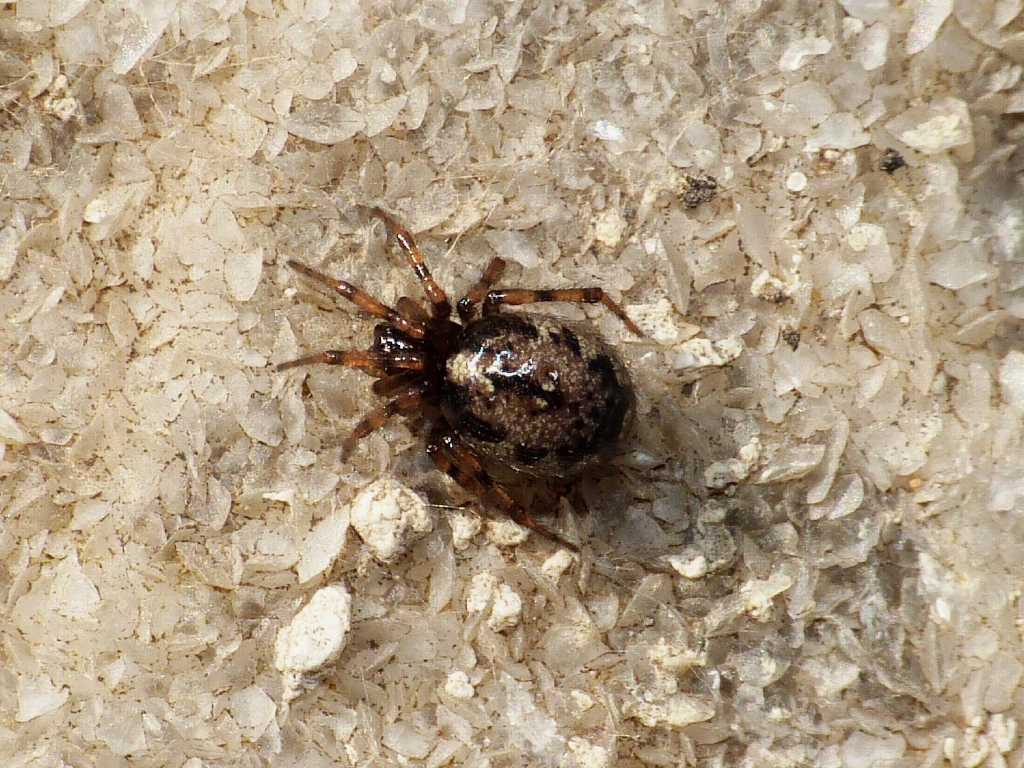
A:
[442,313,635,478]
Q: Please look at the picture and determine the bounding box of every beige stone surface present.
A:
[1,1,1022,765]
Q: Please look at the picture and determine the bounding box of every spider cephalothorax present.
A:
[278,208,643,551]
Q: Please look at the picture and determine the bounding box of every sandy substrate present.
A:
[2,1,1023,766]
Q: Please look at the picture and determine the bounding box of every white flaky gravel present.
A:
[349,476,433,562]
[274,583,352,705]
[1,1,1022,766]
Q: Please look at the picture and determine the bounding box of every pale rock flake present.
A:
[0,408,32,443]
[466,572,498,613]
[925,244,996,290]
[779,36,832,71]
[83,185,144,238]
[364,95,408,137]
[987,714,1018,754]
[542,549,576,582]
[998,351,1024,412]
[238,401,285,446]
[984,652,1022,712]
[569,690,595,712]
[209,105,268,158]
[447,510,482,550]
[671,337,744,372]
[487,583,523,632]
[229,685,277,741]
[885,98,973,154]
[805,114,870,152]
[284,102,364,144]
[756,444,827,484]
[296,507,350,583]
[444,670,475,699]
[502,673,565,757]
[841,731,906,768]
[627,298,699,345]
[628,694,715,729]
[750,270,798,302]
[16,674,68,722]
[809,474,864,520]
[564,737,612,768]
[485,518,530,546]
[838,0,891,21]
[113,3,173,74]
[225,248,263,302]
[49,550,101,619]
[591,120,624,142]
[906,0,954,55]
[593,208,627,247]
[858,24,890,70]
[97,706,147,755]
[0,226,18,281]
[333,709,358,742]
[382,721,435,759]
[484,229,539,269]
[274,584,352,703]
[667,552,709,579]
[349,478,433,562]
[330,49,357,81]
[69,499,111,531]
[704,436,762,489]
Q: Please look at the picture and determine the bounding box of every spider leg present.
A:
[372,370,424,396]
[342,380,430,458]
[457,257,507,323]
[366,207,452,320]
[426,427,580,552]
[483,287,645,337]
[286,259,428,339]
[276,350,425,374]
[396,296,430,325]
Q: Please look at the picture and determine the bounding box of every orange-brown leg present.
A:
[483,287,645,337]
[457,257,507,322]
[372,370,423,396]
[286,259,428,339]
[342,381,429,458]
[366,207,452,320]
[397,296,429,325]
[426,427,580,552]
[276,350,425,374]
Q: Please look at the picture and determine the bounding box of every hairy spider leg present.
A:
[341,381,431,459]
[457,257,507,322]
[276,350,425,374]
[372,370,425,396]
[286,259,428,339]
[367,207,452,320]
[483,287,645,338]
[396,296,430,324]
[427,427,580,552]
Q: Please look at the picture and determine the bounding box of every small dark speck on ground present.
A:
[880,148,906,174]
[680,174,719,208]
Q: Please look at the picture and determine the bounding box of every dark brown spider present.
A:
[277,208,643,551]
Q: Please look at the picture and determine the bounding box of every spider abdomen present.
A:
[441,313,635,479]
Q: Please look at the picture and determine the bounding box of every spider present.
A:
[277,208,644,551]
